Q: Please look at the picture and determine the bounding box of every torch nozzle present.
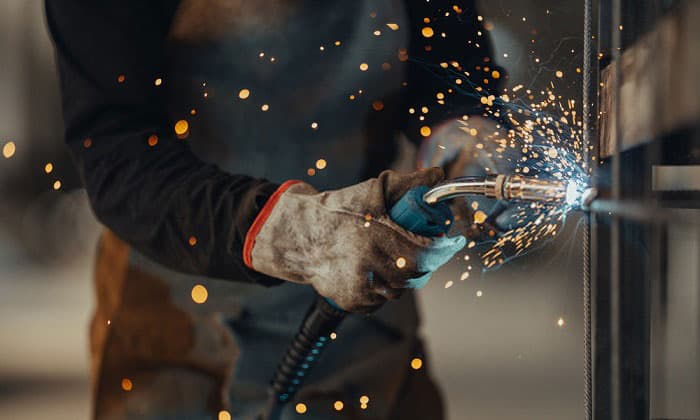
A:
[423,175,593,207]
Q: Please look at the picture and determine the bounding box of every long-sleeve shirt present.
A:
[46,0,497,286]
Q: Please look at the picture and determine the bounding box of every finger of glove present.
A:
[380,167,445,207]
[406,272,432,289]
[417,235,466,273]
[402,236,466,289]
[369,229,430,289]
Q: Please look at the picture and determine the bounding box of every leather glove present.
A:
[243,168,465,312]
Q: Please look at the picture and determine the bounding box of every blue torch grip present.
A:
[389,185,453,237]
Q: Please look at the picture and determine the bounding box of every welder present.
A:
[46,0,503,418]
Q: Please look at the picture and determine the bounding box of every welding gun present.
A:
[261,174,593,419]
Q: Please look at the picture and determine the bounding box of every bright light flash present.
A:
[566,180,581,206]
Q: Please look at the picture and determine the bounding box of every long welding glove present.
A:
[243,168,466,312]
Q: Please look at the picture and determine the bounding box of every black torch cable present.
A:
[261,296,346,420]
[582,0,595,419]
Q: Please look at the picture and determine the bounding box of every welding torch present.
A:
[261,174,595,420]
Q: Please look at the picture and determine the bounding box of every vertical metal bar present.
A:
[582,1,596,419]
[610,0,623,418]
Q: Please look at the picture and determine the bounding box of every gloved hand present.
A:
[243,168,466,312]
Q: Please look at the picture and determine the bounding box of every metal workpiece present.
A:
[423,174,573,204]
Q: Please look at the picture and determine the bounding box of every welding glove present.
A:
[243,168,465,312]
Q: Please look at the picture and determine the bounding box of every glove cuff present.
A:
[243,179,303,269]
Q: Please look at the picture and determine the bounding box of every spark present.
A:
[410,358,423,370]
[121,378,133,391]
[396,257,407,268]
[2,141,16,158]
[191,284,208,304]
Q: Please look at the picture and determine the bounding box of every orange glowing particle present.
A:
[421,27,434,38]
[154,78,163,86]
[218,411,231,420]
[121,378,133,391]
[261,104,270,112]
[411,358,423,370]
[334,40,342,46]
[395,257,407,268]
[174,120,189,136]
[83,138,92,148]
[333,401,344,411]
[473,210,487,224]
[359,395,370,404]
[188,236,197,246]
[359,63,369,71]
[423,17,431,23]
[117,74,125,83]
[315,159,327,170]
[190,108,197,115]
[420,126,432,137]
[44,163,53,173]
[436,92,445,100]
[491,70,501,79]
[2,141,16,158]
[238,89,250,99]
[307,168,316,176]
[53,180,62,190]
[555,70,563,78]
[147,135,158,147]
[295,403,307,414]
[386,23,399,31]
[191,284,208,304]
[372,100,384,111]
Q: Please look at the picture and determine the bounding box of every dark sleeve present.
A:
[45,0,282,285]
[403,0,505,143]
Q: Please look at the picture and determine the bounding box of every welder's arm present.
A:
[46,0,281,285]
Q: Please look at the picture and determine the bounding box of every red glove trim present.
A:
[243,180,302,269]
